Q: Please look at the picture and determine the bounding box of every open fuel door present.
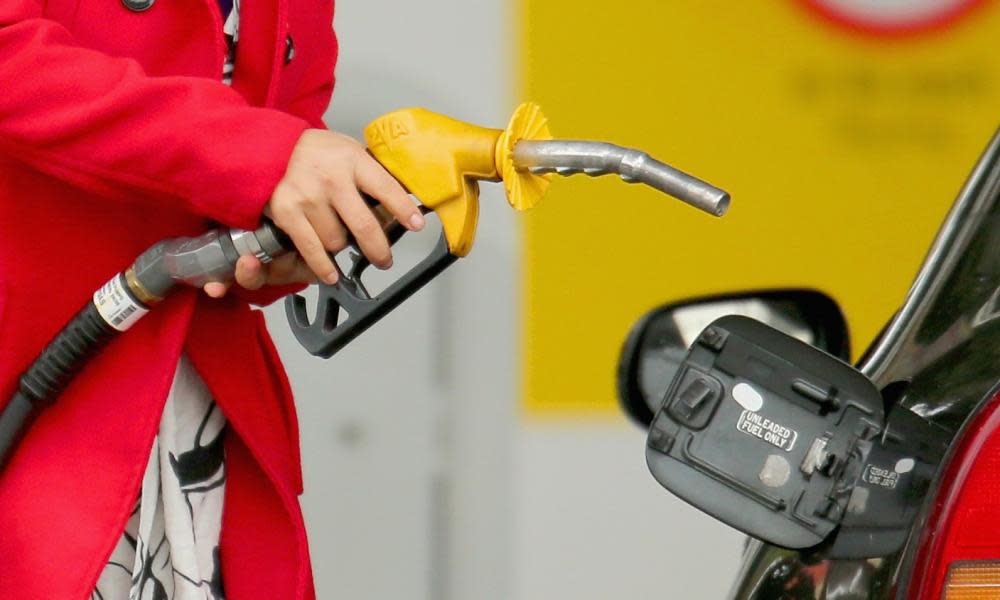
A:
[645,315,885,550]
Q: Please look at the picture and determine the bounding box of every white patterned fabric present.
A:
[93,356,227,600]
[221,0,240,85]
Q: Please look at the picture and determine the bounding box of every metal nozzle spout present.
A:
[511,140,730,217]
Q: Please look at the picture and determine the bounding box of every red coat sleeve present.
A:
[0,0,312,230]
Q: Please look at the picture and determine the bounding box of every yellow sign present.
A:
[518,0,1000,416]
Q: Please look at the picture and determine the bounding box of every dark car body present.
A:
[728,129,1000,598]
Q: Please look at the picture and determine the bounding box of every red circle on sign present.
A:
[796,0,987,37]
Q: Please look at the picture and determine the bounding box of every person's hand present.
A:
[203,128,425,298]
[202,253,317,298]
[266,128,425,282]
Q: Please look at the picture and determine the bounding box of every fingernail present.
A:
[324,272,338,284]
[409,212,425,230]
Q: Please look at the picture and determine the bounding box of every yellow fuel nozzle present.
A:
[364,102,553,257]
[364,101,730,257]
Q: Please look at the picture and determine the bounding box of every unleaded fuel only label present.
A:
[862,464,900,490]
[737,411,798,451]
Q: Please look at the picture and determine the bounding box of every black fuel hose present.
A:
[0,220,292,470]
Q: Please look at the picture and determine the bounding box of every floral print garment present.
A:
[92,355,227,600]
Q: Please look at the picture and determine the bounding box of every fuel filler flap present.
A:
[645,315,885,549]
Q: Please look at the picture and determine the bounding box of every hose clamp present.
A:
[124,267,163,305]
[229,229,273,263]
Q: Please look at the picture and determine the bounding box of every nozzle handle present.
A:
[511,140,730,217]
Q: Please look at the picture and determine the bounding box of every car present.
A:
[618,126,1000,599]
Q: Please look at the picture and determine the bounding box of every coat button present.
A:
[284,34,295,64]
[121,0,154,11]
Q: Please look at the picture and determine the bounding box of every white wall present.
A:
[512,422,745,600]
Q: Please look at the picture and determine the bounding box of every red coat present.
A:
[0,0,337,597]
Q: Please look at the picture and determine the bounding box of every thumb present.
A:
[203,281,232,298]
[235,255,269,290]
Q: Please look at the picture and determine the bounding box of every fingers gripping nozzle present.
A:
[283,105,555,356]
[287,103,732,358]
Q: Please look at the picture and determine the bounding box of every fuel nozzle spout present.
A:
[510,140,730,217]
[492,102,730,217]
